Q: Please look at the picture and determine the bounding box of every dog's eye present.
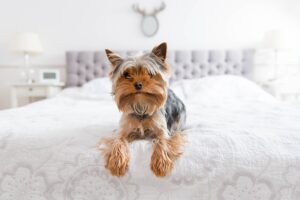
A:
[123,72,131,79]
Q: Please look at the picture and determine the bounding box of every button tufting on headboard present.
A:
[66,50,254,87]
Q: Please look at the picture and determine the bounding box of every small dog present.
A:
[100,42,186,177]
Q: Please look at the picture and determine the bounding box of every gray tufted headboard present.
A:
[66,50,254,87]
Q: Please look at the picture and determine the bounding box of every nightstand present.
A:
[260,78,300,102]
[10,83,65,108]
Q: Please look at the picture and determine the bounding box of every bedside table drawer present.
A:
[15,87,47,97]
[11,83,65,108]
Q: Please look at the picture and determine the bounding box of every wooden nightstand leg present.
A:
[10,87,18,108]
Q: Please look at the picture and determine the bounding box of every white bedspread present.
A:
[1,76,300,200]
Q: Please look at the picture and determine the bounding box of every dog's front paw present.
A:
[106,154,128,177]
[105,140,129,177]
[150,152,173,177]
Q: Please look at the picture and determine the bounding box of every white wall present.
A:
[0,0,300,109]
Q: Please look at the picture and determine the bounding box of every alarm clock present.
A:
[39,69,60,84]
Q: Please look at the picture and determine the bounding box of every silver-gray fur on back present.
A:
[66,49,254,87]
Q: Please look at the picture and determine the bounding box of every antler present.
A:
[132,2,166,16]
[132,3,146,16]
[151,2,166,15]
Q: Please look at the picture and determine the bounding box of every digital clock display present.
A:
[43,73,56,79]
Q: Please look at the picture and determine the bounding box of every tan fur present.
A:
[150,132,186,177]
[98,136,129,176]
[114,67,167,114]
[99,42,185,177]
[99,111,185,177]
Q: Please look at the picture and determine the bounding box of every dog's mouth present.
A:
[135,91,153,96]
[117,90,166,115]
[125,91,155,97]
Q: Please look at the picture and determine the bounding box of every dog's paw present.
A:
[106,154,129,177]
[150,153,173,177]
[105,140,129,177]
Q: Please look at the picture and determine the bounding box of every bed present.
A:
[1,50,300,200]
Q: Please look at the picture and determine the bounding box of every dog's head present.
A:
[105,42,170,115]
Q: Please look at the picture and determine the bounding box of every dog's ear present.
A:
[105,49,123,69]
[151,42,167,62]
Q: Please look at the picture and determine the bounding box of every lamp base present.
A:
[23,53,35,84]
[20,68,35,84]
[26,79,33,84]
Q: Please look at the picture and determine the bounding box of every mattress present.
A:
[0,76,300,200]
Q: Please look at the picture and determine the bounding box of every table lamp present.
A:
[11,32,43,83]
[262,29,285,81]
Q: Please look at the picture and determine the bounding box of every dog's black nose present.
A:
[134,82,143,90]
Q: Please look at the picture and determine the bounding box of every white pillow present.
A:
[81,77,112,94]
[58,78,113,100]
[170,75,276,103]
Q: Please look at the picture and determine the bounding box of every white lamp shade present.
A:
[262,29,300,49]
[11,32,43,54]
[263,29,285,49]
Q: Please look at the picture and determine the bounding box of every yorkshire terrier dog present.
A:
[100,42,186,177]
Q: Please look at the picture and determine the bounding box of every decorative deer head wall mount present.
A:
[132,2,166,37]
